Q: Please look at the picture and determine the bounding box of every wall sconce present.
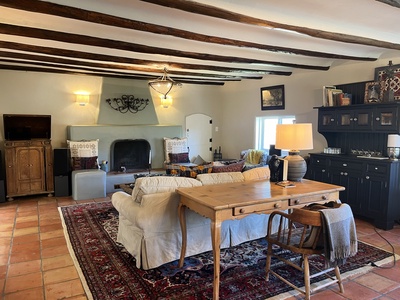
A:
[275,123,313,182]
[161,95,172,108]
[75,91,90,106]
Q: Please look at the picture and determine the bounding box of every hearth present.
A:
[110,139,151,173]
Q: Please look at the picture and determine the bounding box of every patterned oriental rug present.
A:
[59,201,396,300]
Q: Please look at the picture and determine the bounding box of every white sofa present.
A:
[111,166,276,270]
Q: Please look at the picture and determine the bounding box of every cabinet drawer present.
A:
[289,192,338,206]
[233,201,288,216]
[330,159,363,169]
[366,163,388,175]
[310,156,328,166]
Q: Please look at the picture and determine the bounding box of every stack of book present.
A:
[323,86,351,106]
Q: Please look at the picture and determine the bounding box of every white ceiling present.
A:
[1,0,400,86]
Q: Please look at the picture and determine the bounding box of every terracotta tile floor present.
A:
[0,194,399,300]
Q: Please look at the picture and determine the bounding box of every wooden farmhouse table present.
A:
[176,179,345,299]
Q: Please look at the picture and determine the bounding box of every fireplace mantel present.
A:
[67,124,182,169]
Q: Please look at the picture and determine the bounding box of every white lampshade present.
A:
[387,134,400,147]
[275,123,313,152]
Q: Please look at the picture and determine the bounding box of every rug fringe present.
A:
[265,244,399,300]
[58,206,94,300]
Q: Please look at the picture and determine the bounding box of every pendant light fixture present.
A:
[148,67,181,99]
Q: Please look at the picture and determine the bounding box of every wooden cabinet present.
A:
[308,154,400,230]
[318,103,400,133]
[5,139,54,200]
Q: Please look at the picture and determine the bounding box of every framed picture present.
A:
[364,81,383,103]
[260,85,285,110]
[374,62,400,101]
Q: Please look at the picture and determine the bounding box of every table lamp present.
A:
[387,134,400,159]
[275,123,313,182]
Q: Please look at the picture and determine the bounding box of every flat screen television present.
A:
[3,114,51,140]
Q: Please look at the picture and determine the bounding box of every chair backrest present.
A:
[268,208,324,252]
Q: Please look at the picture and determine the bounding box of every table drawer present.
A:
[289,192,338,206]
[233,201,288,216]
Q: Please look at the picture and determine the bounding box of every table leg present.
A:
[178,203,187,268]
[211,219,222,300]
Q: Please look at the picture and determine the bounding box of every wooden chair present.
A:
[265,208,344,299]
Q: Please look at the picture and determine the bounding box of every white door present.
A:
[185,114,212,162]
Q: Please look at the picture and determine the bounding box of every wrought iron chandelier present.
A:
[105,95,149,113]
[148,67,181,99]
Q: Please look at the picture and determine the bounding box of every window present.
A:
[255,116,296,154]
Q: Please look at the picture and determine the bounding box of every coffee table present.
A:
[176,179,344,299]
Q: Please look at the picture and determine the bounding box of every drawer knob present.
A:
[365,176,370,180]
[294,199,300,204]
[274,203,281,208]
[322,195,327,200]
[239,208,245,214]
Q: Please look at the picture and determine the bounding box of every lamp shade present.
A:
[74,92,90,106]
[387,134,400,147]
[275,123,313,151]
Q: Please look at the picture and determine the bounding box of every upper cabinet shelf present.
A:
[317,103,400,133]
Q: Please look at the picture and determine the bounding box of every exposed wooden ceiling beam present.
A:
[376,0,400,8]
[0,0,376,62]
[0,63,226,85]
[141,0,400,51]
[0,41,292,76]
[0,23,329,71]
[0,51,244,79]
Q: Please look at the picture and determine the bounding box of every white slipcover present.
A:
[112,169,279,270]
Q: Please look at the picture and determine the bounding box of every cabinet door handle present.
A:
[365,176,370,179]
[340,172,344,175]
[353,117,358,121]
[374,167,378,170]
[376,117,380,121]
[330,118,335,122]
[342,163,347,167]
[344,172,348,176]
[322,169,326,172]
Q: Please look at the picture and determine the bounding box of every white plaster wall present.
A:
[1,53,400,162]
[0,70,224,156]
[219,54,400,159]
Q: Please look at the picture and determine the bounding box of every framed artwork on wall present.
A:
[364,81,383,103]
[374,61,400,101]
[260,85,285,110]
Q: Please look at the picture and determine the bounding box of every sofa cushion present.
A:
[132,176,202,204]
[242,166,271,181]
[67,139,99,170]
[163,137,188,163]
[196,172,244,185]
[212,160,245,173]
[168,152,190,163]
[71,156,98,170]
